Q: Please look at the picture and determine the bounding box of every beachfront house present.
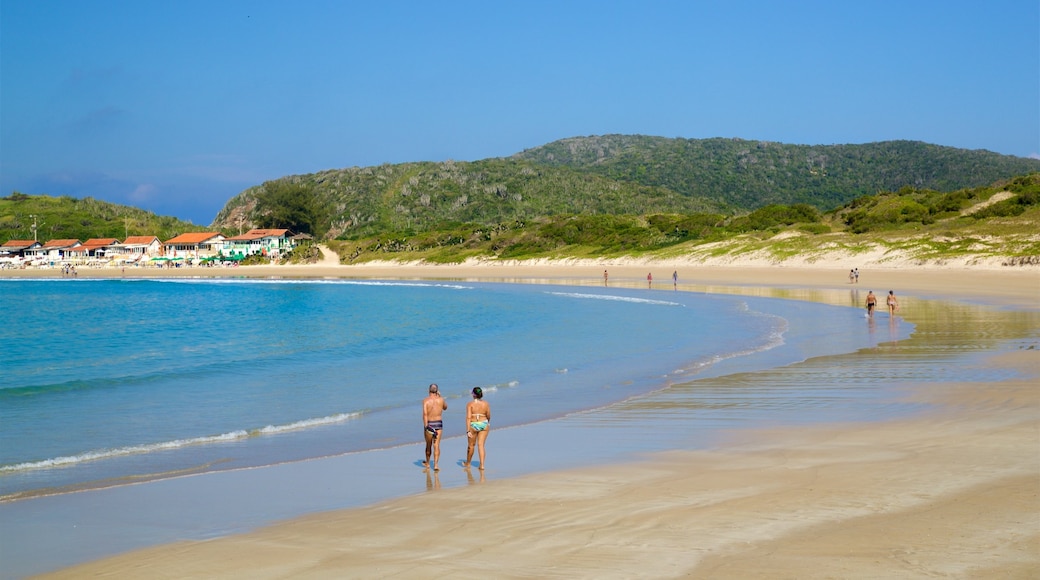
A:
[71,238,121,258]
[112,236,163,262]
[0,240,42,258]
[222,229,295,260]
[40,239,83,262]
[164,232,226,259]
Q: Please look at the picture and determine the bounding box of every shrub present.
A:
[798,223,831,235]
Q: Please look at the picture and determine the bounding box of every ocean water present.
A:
[0,277,888,501]
[44,277,1040,578]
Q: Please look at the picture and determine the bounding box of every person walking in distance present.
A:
[422,383,447,471]
[464,387,491,470]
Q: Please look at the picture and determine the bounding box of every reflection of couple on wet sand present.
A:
[422,384,491,472]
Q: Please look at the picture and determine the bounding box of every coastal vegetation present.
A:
[511,136,1040,209]
[324,173,1040,266]
[0,192,207,242]
[214,137,1040,241]
[3,136,1038,267]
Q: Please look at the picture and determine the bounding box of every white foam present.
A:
[546,291,683,307]
[0,430,250,473]
[1,412,365,473]
[254,412,362,435]
[158,278,472,290]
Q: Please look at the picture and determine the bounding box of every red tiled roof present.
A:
[122,236,160,245]
[81,238,120,247]
[42,239,82,248]
[227,229,291,242]
[165,232,223,244]
[2,240,38,248]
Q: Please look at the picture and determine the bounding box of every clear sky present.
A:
[2,0,1038,225]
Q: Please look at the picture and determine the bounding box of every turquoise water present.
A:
[3,277,967,578]
[0,277,863,499]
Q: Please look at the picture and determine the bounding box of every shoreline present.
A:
[11,262,1040,578]
[45,352,1037,579]
[3,259,1037,307]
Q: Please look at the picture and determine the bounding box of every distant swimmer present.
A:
[865,291,877,317]
[422,383,447,471]
[887,290,899,316]
[464,387,491,470]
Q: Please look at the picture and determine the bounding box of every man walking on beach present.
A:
[866,291,877,317]
[423,384,447,471]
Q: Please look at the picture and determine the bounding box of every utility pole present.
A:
[29,215,39,241]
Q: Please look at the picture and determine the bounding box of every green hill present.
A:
[320,173,1039,265]
[512,136,1040,210]
[213,136,1040,240]
[213,158,723,239]
[0,192,210,243]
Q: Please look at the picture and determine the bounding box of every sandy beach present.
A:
[16,260,1040,578]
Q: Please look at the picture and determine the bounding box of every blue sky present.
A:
[2,0,1038,225]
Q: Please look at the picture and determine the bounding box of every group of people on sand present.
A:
[602,269,680,290]
[421,383,490,472]
[865,290,899,317]
[849,268,899,317]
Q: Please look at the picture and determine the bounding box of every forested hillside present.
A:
[319,173,1040,265]
[513,136,1040,210]
[213,158,722,239]
[0,192,208,243]
[213,136,1040,239]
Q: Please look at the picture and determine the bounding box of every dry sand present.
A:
[24,260,1040,578]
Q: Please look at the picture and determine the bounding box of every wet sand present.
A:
[4,260,1037,307]
[17,263,1040,578]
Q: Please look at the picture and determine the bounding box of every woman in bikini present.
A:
[465,387,491,470]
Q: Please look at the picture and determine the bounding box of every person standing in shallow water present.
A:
[865,291,877,317]
[422,383,447,471]
[464,387,491,470]
[887,290,899,316]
